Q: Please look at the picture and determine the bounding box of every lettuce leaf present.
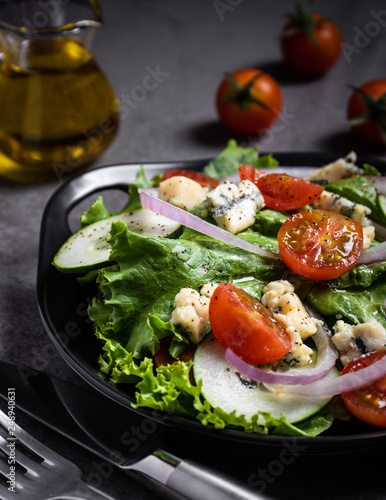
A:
[80,196,110,228]
[99,337,337,436]
[306,277,386,328]
[203,139,278,179]
[253,209,289,237]
[88,221,283,358]
[256,153,279,168]
[330,261,386,289]
[238,229,279,253]
[147,314,189,358]
[326,175,386,225]
[122,165,161,212]
[363,163,381,176]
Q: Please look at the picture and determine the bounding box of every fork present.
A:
[0,409,117,500]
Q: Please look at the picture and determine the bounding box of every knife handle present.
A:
[127,450,272,500]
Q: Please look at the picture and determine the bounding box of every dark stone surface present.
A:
[1,1,386,498]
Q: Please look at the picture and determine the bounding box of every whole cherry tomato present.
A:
[215,69,283,135]
[347,79,386,146]
[280,4,342,76]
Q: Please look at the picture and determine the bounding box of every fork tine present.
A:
[0,435,13,457]
[0,409,116,500]
[0,435,38,493]
[0,411,10,432]
[0,443,17,500]
[0,434,40,479]
[0,411,55,466]
[0,410,45,456]
[0,452,10,476]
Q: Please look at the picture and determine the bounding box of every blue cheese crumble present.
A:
[308,152,362,184]
[332,319,386,366]
[312,190,375,250]
[312,190,371,225]
[207,180,265,234]
[171,284,216,344]
[261,280,320,366]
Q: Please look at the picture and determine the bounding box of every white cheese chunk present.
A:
[332,319,386,366]
[331,321,359,366]
[363,225,376,251]
[312,191,376,249]
[199,282,217,299]
[308,152,362,184]
[312,191,371,225]
[207,180,265,234]
[261,280,320,367]
[159,176,209,211]
[171,284,216,344]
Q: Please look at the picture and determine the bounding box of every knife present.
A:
[0,359,271,500]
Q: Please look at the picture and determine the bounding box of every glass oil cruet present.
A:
[0,0,119,181]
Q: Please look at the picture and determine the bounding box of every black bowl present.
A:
[37,152,386,454]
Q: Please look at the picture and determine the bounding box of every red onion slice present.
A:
[271,354,386,397]
[365,176,386,196]
[139,188,280,260]
[370,220,386,241]
[357,241,386,265]
[220,173,239,184]
[225,320,338,386]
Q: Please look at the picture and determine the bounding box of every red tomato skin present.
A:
[238,164,265,184]
[256,173,324,211]
[278,210,363,280]
[216,69,283,135]
[161,169,219,189]
[281,13,342,76]
[341,350,386,428]
[239,165,324,211]
[209,282,292,364]
[347,80,386,146]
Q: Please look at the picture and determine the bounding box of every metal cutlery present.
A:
[0,408,117,500]
[0,359,271,500]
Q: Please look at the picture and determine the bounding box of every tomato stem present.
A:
[282,1,331,49]
[349,85,386,144]
[222,72,271,112]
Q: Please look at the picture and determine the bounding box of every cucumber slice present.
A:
[53,208,181,273]
[377,194,386,224]
[193,334,337,425]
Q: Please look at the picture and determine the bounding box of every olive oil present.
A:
[0,38,119,181]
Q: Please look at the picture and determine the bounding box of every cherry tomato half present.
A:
[278,210,363,280]
[216,69,283,135]
[347,80,386,146]
[341,350,386,427]
[239,164,324,211]
[161,169,219,189]
[239,163,265,185]
[209,282,291,364]
[280,8,342,76]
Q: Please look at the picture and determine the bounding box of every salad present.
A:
[53,140,386,437]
